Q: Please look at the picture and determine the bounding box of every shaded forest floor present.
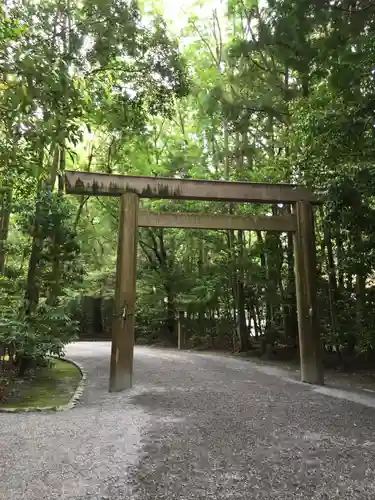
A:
[195,349,375,394]
[142,342,375,395]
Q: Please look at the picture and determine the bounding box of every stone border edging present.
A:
[0,356,86,414]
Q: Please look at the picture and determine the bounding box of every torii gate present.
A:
[64,171,324,391]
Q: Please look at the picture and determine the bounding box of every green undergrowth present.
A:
[0,358,81,409]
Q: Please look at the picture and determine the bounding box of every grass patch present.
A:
[0,358,81,409]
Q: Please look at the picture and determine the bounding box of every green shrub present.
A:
[0,274,78,375]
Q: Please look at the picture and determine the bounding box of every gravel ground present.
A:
[2,341,375,499]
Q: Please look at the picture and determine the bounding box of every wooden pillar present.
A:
[177,310,187,350]
[109,192,139,392]
[293,201,324,385]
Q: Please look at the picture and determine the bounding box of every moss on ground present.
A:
[0,358,81,409]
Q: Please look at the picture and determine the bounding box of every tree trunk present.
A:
[257,231,269,353]
[24,180,45,314]
[47,147,65,306]
[24,115,59,314]
[283,206,298,346]
[165,282,175,339]
[197,237,205,326]
[320,206,339,345]
[236,230,249,351]
[336,229,345,293]
[0,189,12,275]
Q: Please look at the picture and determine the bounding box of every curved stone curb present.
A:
[0,356,86,414]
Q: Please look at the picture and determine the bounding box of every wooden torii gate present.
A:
[64,170,323,391]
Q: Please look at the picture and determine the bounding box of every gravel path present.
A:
[2,341,375,499]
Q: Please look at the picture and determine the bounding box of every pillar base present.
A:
[109,371,132,392]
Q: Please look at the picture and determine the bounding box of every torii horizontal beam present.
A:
[138,210,297,232]
[64,171,318,204]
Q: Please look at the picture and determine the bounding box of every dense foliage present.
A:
[1,0,375,378]
[0,0,188,376]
